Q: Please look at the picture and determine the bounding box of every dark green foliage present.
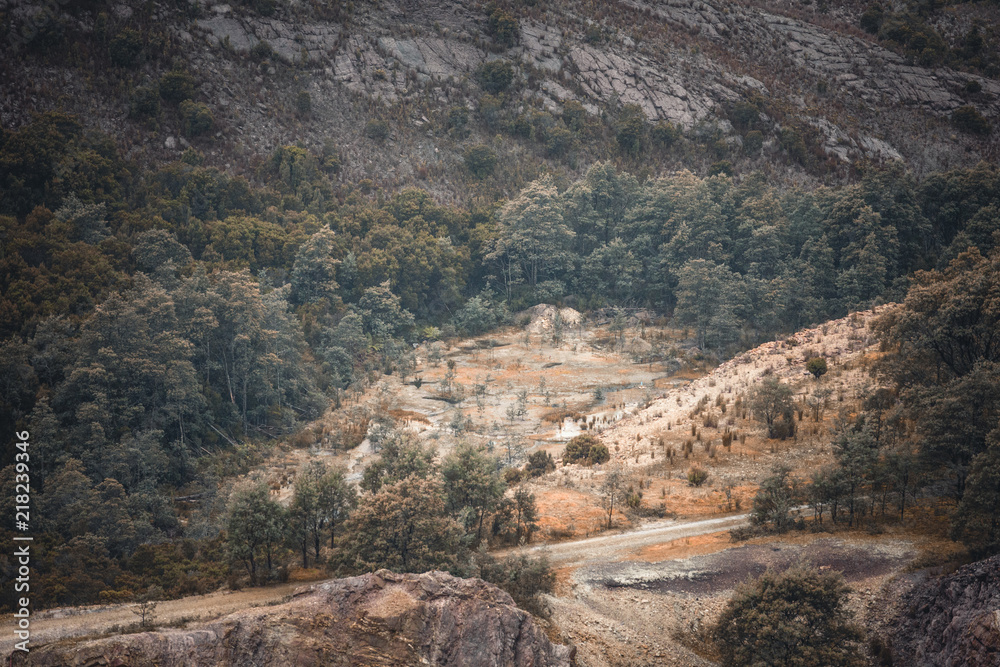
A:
[806,357,828,378]
[750,466,796,532]
[687,466,709,487]
[713,565,865,667]
[525,450,556,477]
[464,143,497,179]
[338,476,464,574]
[179,100,214,137]
[476,60,514,94]
[651,120,681,148]
[295,90,312,117]
[749,378,796,440]
[365,118,390,141]
[487,7,519,47]
[158,70,196,103]
[562,433,610,465]
[743,130,763,155]
[250,40,274,61]
[860,3,883,34]
[952,106,991,136]
[109,28,145,68]
[226,481,286,585]
[129,85,161,120]
[952,425,1000,556]
[616,104,646,155]
[474,552,555,616]
[709,160,733,177]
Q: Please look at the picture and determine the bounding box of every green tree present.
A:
[318,464,357,547]
[441,442,506,543]
[713,565,865,667]
[340,475,463,573]
[750,466,797,533]
[359,281,415,341]
[486,176,574,295]
[225,480,285,585]
[749,378,795,440]
[952,423,1000,556]
[360,431,435,493]
[600,462,631,529]
[674,259,743,350]
[290,226,341,307]
[805,357,828,379]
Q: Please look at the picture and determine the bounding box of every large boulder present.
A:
[10,571,574,667]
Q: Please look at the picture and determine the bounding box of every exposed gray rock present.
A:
[887,555,1000,666]
[11,571,574,667]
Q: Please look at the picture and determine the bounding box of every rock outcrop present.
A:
[10,571,573,667]
[886,555,1000,667]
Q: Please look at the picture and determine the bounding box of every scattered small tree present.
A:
[749,378,796,439]
[806,357,828,379]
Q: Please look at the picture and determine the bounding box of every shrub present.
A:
[129,85,160,120]
[447,105,469,130]
[651,120,680,148]
[545,123,574,157]
[159,70,196,103]
[179,101,214,137]
[487,8,519,48]
[562,100,589,132]
[365,119,390,141]
[688,466,709,487]
[109,28,145,68]
[708,160,733,177]
[859,4,883,34]
[479,94,504,128]
[805,357,828,378]
[952,105,991,135]
[476,60,514,94]
[475,553,554,617]
[525,450,556,477]
[713,565,865,667]
[295,90,311,117]
[743,130,763,155]
[729,101,759,131]
[250,40,274,62]
[616,104,646,155]
[563,434,610,466]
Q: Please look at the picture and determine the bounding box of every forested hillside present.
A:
[1,104,999,609]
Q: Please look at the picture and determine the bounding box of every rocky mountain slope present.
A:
[882,555,1000,667]
[2,0,997,198]
[9,570,573,666]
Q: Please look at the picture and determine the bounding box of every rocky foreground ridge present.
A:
[887,554,1000,667]
[9,571,573,667]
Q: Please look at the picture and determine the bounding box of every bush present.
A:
[487,8,519,48]
[447,105,469,130]
[806,357,828,378]
[476,60,514,94]
[365,119,390,141]
[545,123,574,157]
[525,450,556,477]
[109,28,145,68]
[859,4,883,35]
[713,565,865,667]
[250,40,274,62]
[159,70,196,103]
[179,101,214,137]
[616,104,647,155]
[563,433,610,466]
[463,144,497,179]
[475,553,554,617]
[129,85,160,120]
[295,91,311,117]
[743,130,763,155]
[708,160,733,177]
[952,105,991,135]
[687,466,709,487]
[651,120,681,148]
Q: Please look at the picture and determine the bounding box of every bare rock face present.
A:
[887,555,1000,667]
[11,571,574,667]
